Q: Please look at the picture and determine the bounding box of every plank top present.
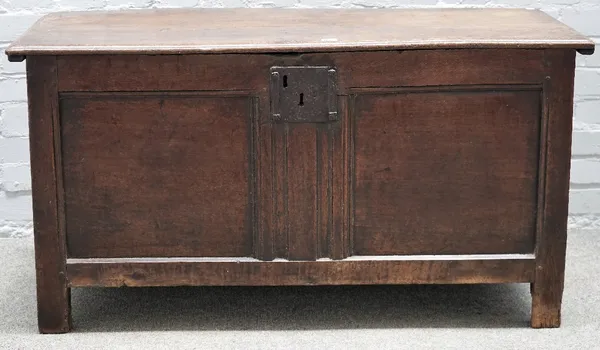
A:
[6,8,595,61]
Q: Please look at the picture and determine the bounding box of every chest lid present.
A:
[6,8,594,62]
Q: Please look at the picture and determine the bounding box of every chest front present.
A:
[7,8,594,332]
[57,50,545,261]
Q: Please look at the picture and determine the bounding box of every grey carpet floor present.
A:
[1,230,599,349]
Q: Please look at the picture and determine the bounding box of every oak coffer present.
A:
[6,8,595,332]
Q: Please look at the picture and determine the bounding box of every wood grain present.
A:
[60,93,256,258]
[6,8,594,61]
[55,50,546,92]
[318,124,332,258]
[286,125,319,260]
[66,255,535,287]
[270,123,338,260]
[56,54,269,92]
[352,89,541,255]
[27,56,72,333]
[335,49,547,88]
[331,97,351,259]
[255,95,274,260]
[531,49,576,328]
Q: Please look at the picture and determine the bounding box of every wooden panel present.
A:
[334,50,546,88]
[531,49,576,328]
[272,124,335,260]
[352,88,541,255]
[331,96,351,259]
[66,255,535,287]
[6,9,594,60]
[318,124,333,258]
[27,56,72,333]
[57,50,546,92]
[254,96,273,260]
[286,125,319,260]
[272,123,288,258]
[61,93,256,258]
[57,55,270,92]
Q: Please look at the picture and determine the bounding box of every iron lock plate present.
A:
[270,66,338,123]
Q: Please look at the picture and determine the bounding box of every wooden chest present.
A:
[6,8,594,332]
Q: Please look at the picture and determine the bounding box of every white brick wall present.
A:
[0,0,599,237]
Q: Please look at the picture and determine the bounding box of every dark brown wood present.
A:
[318,123,333,258]
[286,125,319,259]
[56,54,268,92]
[334,49,547,88]
[9,9,591,332]
[66,255,536,287]
[255,95,274,261]
[27,56,72,333]
[531,49,576,328]
[5,8,594,60]
[55,50,547,92]
[351,88,541,255]
[270,120,341,260]
[60,93,256,258]
[331,96,351,259]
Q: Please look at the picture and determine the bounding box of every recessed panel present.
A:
[353,90,541,255]
[61,95,254,258]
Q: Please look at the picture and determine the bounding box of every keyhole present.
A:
[283,75,288,88]
[299,93,304,106]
